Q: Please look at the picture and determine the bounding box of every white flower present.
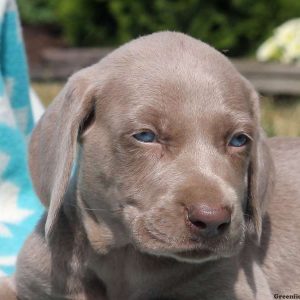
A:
[282,36,300,64]
[256,18,300,64]
[257,37,280,62]
[275,20,299,46]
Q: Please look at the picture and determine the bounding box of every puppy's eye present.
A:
[229,133,249,147]
[133,131,157,143]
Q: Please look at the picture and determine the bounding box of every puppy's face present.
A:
[77,33,258,263]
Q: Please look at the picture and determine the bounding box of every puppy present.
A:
[1,31,300,300]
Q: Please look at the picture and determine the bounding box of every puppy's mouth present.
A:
[146,238,243,264]
[168,236,244,263]
[131,218,245,263]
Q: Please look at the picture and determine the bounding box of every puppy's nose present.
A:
[187,204,231,238]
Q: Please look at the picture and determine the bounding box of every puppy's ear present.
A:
[246,90,274,243]
[29,68,97,239]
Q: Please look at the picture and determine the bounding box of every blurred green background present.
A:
[18,0,300,136]
[17,0,300,56]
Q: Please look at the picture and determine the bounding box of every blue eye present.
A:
[133,131,157,143]
[229,134,249,147]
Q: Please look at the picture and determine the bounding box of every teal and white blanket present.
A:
[0,0,43,276]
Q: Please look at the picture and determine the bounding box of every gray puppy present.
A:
[1,31,300,300]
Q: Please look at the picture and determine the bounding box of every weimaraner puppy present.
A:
[1,31,300,300]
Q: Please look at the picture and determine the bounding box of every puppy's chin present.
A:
[131,231,246,264]
[140,243,244,264]
[169,241,244,264]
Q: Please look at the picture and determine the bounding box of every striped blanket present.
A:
[0,0,43,276]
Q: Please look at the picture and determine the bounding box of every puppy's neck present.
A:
[87,245,237,300]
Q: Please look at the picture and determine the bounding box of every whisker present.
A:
[65,202,122,213]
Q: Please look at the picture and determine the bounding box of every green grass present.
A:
[261,96,300,137]
[33,82,300,137]
[32,82,63,107]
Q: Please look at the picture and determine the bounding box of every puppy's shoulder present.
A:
[267,136,300,174]
[267,136,300,157]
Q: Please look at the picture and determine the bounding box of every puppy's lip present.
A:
[169,240,242,262]
[157,234,244,261]
[136,237,239,263]
[140,245,216,263]
[166,248,218,264]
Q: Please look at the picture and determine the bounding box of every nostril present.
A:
[217,221,230,233]
[186,204,232,237]
[190,220,207,229]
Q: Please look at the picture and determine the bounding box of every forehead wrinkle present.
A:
[178,77,255,136]
[179,67,253,120]
[179,78,230,121]
[223,109,256,134]
[118,78,190,133]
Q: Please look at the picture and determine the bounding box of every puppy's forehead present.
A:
[98,32,254,123]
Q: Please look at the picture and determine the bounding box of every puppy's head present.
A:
[29,32,273,263]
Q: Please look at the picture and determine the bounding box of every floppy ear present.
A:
[29,68,97,239]
[246,90,274,243]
